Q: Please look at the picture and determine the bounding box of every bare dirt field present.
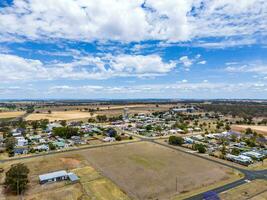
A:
[79,141,240,200]
[25,110,94,121]
[219,180,267,200]
[231,125,267,135]
[0,111,25,119]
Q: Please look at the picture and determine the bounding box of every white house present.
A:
[16,137,28,146]
[102,137,116,142]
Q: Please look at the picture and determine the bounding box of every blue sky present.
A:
[0,0,267,99]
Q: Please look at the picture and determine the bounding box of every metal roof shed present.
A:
[39,170,68,184]
[68,172,79,182]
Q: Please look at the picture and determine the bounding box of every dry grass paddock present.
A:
[79,141,240,200]
[25,110,94,121]
[0,111,25,119]
[0,141,242,200]
[0,152,129,200]
[219,180,267,200]
[231,125,267,136]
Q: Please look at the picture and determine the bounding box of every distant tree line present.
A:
[200,103,267,118]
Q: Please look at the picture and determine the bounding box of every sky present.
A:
[0,0,267,99]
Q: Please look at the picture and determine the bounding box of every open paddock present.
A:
[0,111,25,119]
[25,110,94,121]
[219,180,267,200]
[0,152,129,200]
[231,125,267,135]
[79,141,241,200]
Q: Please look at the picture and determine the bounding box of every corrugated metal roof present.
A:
[39,170,67,181]
[68,172,79,182]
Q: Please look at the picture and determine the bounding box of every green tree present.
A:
[194,143,206,153]
[245,128,253,135]
[31,121,39,130]
[60,120,67,127]
[225,124,231,131]
[169,136,184,146]
[231,148,240,156]
[96,115,107,122]
[53,127,79,139]
[48,143,56,150]
[5,163,29,194]
[154,125,162,132]
[5,137,16,156]
[39,119,49,130]
[145,124,153,131]
[221,144,227,155]
[115,135,122,141]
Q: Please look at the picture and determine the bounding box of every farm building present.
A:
[39,170,79,184]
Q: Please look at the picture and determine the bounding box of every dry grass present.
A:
[82,178,130,200]
[72,166,129,200]
[0,141,242,200]
[25,183,83,200]
[231,125,267,135]
[0,111,25,119]
[79,141,240,200]
[219,180,267,200]
[1,152,130,200]
[25,111,94,121]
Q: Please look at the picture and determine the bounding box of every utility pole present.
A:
[176,177,178,193]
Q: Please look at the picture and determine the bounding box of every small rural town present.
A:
[0,0,267,199]
[0,100,266,199]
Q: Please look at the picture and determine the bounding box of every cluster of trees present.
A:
[5,137,16,156]
[94,115,123,123]
[200,102,267,118]
[172,122,188,132]
[26,105,35,113]
[169,136,184,146]
[30,119,49,130]
[5,163,29,194]
[52,127,79,139]
[192,143,206,153]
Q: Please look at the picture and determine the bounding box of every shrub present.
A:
[169,136,184,146]
[193,143,206,153]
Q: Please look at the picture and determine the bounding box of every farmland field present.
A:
[79,141,241,200]
[25,110,94,121]
[0,111,25,119]
[231,125,267,135]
